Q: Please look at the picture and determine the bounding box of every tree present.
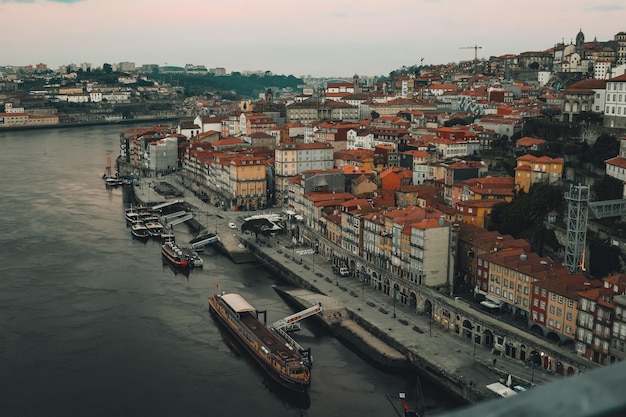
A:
[592,176,623,201]
[488,183,565,252]
[103,63,112,74]
[589,240,622,278]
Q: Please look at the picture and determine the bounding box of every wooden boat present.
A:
[208,292,312,393]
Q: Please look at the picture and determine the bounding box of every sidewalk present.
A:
[251,232,561,400]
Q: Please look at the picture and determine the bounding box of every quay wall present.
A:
[246,241,481,404]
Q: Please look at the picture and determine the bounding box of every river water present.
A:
[0,125,462,417]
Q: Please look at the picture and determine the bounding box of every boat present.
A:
[103,175,124,187]
[161,228,175,243]
[130,222,150,240]
[181,247,203,267]
[145,220,164,238]
[208,292,312,393]
[161,241,190,268]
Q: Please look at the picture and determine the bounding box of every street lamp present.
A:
[429,306,432,337]
[393,287,397,318]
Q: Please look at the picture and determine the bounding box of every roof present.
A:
[221,293,255,313]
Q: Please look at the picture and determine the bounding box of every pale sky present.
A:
[1,0,624,78]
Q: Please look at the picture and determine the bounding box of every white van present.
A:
[339,267,349,277]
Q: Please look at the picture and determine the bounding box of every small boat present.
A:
[161,241,190,268]
[145,221,164,238]
[181,247,203,267]
[104,176,124,187]
[131,222,150,240]
[208,292,312,393]
[125,210,142,225]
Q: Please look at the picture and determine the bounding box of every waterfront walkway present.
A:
[133,174,563,402]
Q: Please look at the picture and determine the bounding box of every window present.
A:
[557,308,562,317]
[566,325,572,334]
[550,305,555,314]
[540,301,546,309]
[558,296,564,304]
[548,318,554,326]
[535,286,539,295]
[551,293,556,301]
[567,312,573,321]
[568,299,574,308]
[542,289,547,297]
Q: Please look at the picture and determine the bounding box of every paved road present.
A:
[135,174,562,399]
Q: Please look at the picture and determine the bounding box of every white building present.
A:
[604,74,626,129]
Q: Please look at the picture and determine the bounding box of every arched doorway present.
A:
[423,299,433,316]
[567,366,575,376]
[383,278,390,296]
[556,361,564,375]
[482,329,494,349]
[409,292,417,309]
[462,319,473,339]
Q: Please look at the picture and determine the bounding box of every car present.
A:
[228,222,237,229]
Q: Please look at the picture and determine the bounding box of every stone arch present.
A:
[556,361,564,375]
[482,329,494,348]
[423,299,433,316]
[546,331,561,344]
[349,259,356,274]
[383,278,391,296]
[567,366,575,376]
[564,101,572,112]
[572,101,580,113]
[519,344,527,362]
[409,292,417,309]
[462,319,473,339]
[529,323,544,337]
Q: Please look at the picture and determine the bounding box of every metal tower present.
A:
[564,184,589,273]
[565,184,626,273]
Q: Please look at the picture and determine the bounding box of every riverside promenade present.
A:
[132,175,564,404]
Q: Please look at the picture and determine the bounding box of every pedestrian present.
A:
[493,358,497,367]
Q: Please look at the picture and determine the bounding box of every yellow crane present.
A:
[459,44,482,74]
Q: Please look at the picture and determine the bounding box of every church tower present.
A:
[575,28,585,56]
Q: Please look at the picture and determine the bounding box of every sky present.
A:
[1,0,625,78]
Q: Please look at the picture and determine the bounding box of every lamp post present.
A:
[429,306,432,337]
[393,287,397,318]
[472,334,477,360]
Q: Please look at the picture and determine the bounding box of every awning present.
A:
[480,300,501,309]
[486,382,518,397]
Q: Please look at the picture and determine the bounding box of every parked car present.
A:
[228,222,237,229]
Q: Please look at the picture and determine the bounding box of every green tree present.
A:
[589,240,622,278]
[592,176,624,201]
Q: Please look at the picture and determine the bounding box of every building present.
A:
[604,73,626,128]
[275,142,335,206]
[514,154,564,193]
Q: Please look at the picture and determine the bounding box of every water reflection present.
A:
[210,312,312,410]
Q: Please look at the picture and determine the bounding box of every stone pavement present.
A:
[132,174,562,402]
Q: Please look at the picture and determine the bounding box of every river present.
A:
[0,124,462,417]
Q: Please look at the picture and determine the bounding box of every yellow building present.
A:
[229,156,268,210]
[514,154,564,193]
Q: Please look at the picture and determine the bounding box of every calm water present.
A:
[0,125,461,417]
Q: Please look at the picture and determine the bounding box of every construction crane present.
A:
[459,44,482,74]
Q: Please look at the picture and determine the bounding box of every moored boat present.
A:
[161,241,189,268]
[208,292,312,393]
[131,222,150,240]
[145,220,164,238]
[181,247,203,267]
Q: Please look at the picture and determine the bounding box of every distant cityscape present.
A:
[6,28,626,376]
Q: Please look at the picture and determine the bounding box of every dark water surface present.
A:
[0,125,461,417]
